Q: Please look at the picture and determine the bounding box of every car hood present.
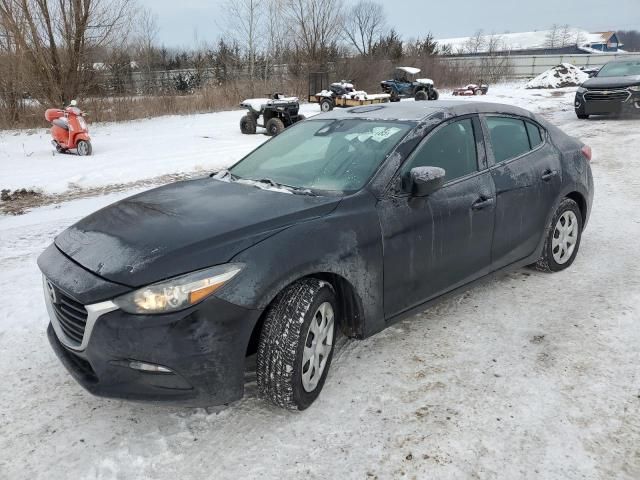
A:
[582,75,640,89]
[55,177,341,287]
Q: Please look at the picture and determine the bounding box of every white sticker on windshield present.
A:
[344,127,402,144]
[371,127,401,142]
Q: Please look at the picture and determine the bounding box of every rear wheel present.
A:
[414,90,428,101]
[257,279,337,410]
[76,140,92,156]
[240,114,257,134]
[474,88,483,95]
[320,98,334,112]
[534,198,583,272]
[265,117,285,136]
[429,88,440,100]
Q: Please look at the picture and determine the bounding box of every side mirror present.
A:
[402,166,446,197]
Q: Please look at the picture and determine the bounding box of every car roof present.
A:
[314,100,538,122]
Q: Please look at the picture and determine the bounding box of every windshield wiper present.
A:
[256,178,318,196]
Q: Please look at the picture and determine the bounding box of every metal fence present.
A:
[440,52,640,79]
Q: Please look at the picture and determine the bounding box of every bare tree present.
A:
[618,30,640,51]
[463,30,485,54]
[221,0,264,88]
[342,0,386,56]
[0,0,137,105]
[285,0,344,64]
[0,11,25,121]
[558,24,572,47]
[544,24,560,49]
[134,6,160,92]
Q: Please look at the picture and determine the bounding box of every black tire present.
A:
[265,117,285,136]
[414,90,428,101]
[474,88,483,96]
[390,93,401,102]
[429,88,440,100]
[533,198,583,272]
[240,114,257,134]
[576,113,589,120]
[320,98,334,112]
[296,114,306,122]
[76,140,92,156]
[257,279,338,410]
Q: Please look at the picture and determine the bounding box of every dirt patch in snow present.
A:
[0,172,194,216]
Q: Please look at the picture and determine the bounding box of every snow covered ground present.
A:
[1,85,640,479]
[0,103,320,194]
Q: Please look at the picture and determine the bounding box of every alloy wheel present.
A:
[301,301,335,392]
[552,211,578,264]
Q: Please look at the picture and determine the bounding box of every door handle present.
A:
[541,169,558,181]
[471,196,495,210]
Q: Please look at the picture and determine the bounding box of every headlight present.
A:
[577,86,587,94]
[114,264,243,314]
[629,85,640,92]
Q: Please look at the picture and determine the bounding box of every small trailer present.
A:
[308,73,390,112]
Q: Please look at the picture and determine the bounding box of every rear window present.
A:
[486,117,530,162]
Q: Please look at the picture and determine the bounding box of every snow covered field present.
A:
[1,85,639,479]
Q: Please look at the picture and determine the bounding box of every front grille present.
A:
[584,89,631,102]
[50,285,88,345]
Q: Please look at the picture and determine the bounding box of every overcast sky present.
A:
[139,0,640,48]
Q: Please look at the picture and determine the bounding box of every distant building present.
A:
[437,28,625,56]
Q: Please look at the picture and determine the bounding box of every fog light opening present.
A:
[128,360,173,373]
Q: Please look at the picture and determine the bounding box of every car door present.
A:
[482,115,562,268]
[378,115,496,318]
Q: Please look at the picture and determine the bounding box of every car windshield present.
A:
[229,119,413,193]
[597,61,640,77]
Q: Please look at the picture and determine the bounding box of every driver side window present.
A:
[402,118,478,182]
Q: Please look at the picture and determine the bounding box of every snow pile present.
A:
[525,63,589,89]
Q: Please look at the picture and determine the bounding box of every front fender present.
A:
[216,191,385,338]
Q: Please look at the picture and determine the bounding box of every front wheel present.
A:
[429,88,440,100]
[257,279,337,410]
[76,140,92,156]
[533,198,583,272]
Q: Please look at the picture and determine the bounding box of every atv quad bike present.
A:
[380,67,439,102]
[239,94,305,136]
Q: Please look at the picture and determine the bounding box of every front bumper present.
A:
[39,244,262,407]
[575,90,640,116]
[47,296,261,406]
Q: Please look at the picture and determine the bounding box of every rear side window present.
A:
[486,117,530,162]
[402,118,478,182]
[526,121,543,148]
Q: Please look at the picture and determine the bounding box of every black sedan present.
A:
[575,59,640,119]
[39,101,593,410]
